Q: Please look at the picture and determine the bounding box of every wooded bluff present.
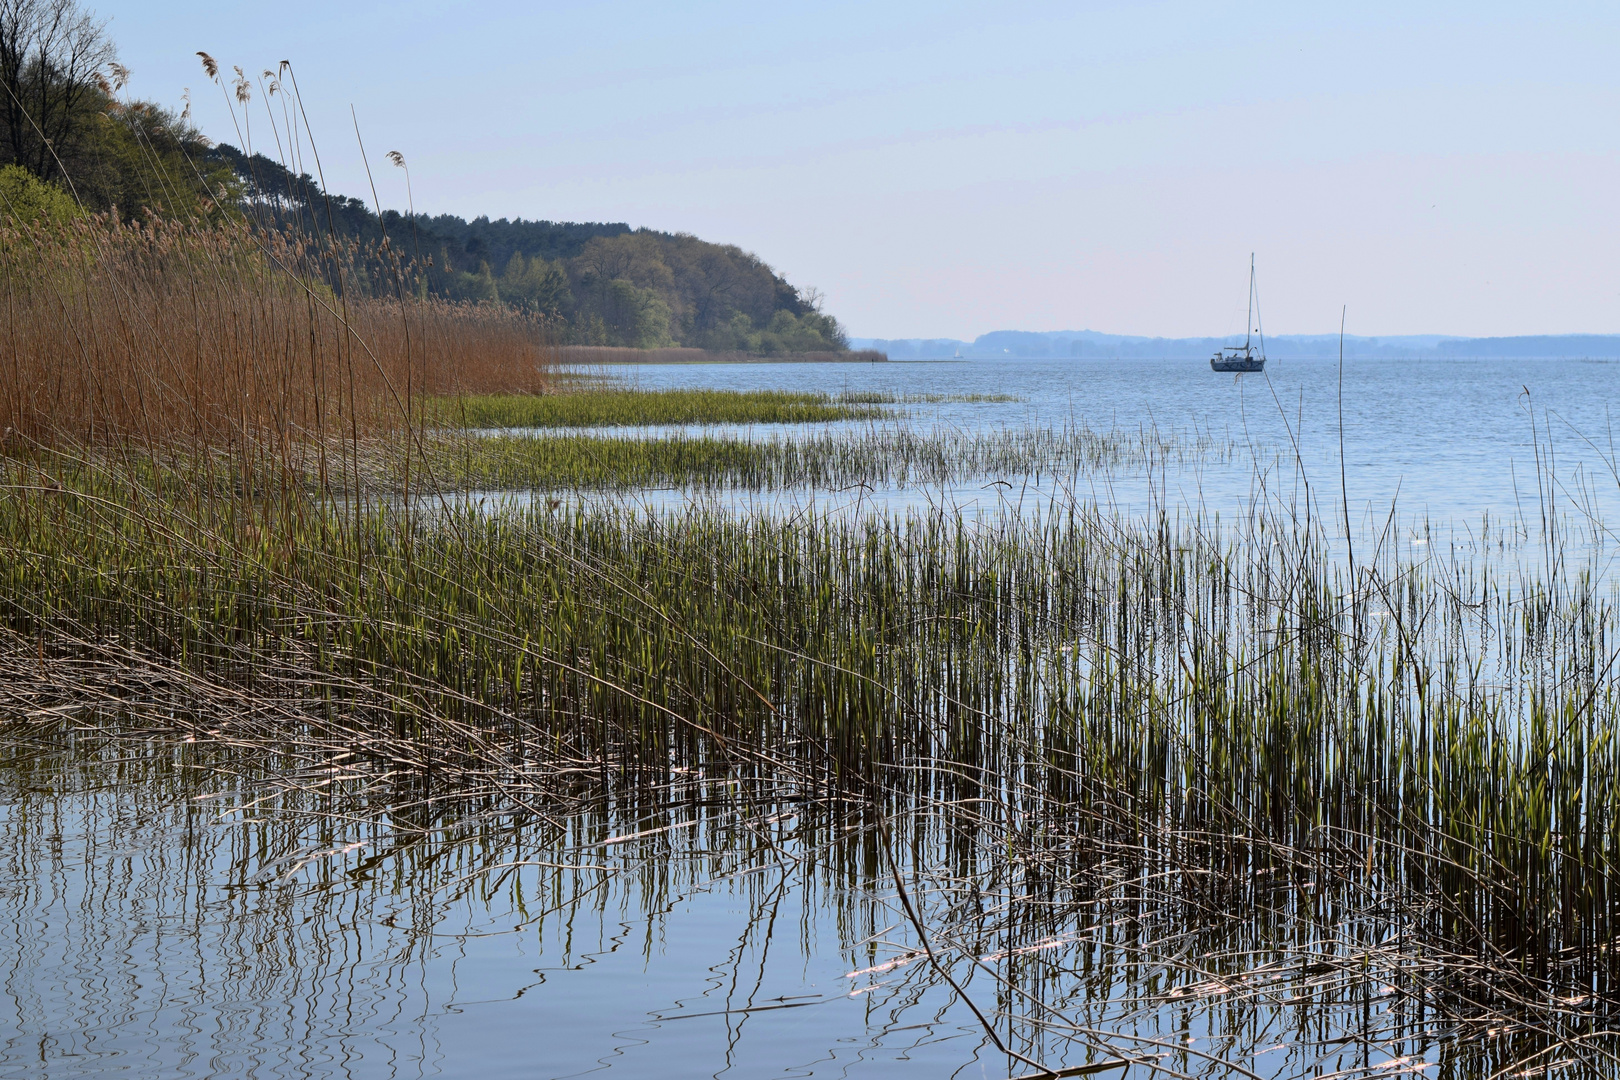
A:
[212,145,849,353]
[0,3,847,358]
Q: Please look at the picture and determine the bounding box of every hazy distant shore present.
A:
[855,330,1620,361]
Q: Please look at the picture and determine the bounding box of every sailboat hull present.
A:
[1210,356,1265,372]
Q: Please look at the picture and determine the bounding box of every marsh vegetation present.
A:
[8,343,1620,1076]
[3,24,1620,1080]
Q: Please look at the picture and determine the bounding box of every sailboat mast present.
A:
[1245,253,1254,355]
[1209,255,1267,373]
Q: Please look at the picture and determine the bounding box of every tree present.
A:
[571,234,676,344]
[745,310,848,355]
[0,0,114,186]
[598,277,672,347]
[203,141,856,352]
[0,160,75,222]
[75,97,234,219]
[498,251,571,320]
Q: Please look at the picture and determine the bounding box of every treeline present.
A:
[0,0,849,354]
[214,144,848,352]
[0,1,233,222]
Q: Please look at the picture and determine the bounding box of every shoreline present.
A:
[552,345,887,365]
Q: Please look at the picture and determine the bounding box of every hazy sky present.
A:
[111,1,1618,339]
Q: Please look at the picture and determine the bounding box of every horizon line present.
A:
[852,330,1620,343]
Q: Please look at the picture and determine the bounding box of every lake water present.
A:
[592,356,1620,543]
[7,357,1620,1078]
[0,744,1468,1080]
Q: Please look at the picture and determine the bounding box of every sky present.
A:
[109,0,1620,340]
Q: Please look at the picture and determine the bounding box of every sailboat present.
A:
[1210,255,1266,373]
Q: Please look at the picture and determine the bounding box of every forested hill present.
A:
[210,144,848,353]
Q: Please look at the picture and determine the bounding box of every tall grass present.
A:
[3,713,1612,1077]
[0,213,549,454]
[431,388,1023,430]
[435,388,889,429]
[555,345,887,364]
[4,446,1618,1010]
[416,423,1223,492]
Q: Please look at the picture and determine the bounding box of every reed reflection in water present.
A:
[2,727,1609,1080]
[0,736,988,1078]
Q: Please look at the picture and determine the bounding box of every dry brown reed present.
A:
[0,213,550,454]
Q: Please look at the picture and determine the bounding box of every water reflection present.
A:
[9,357,1620,1077]
[2,728,1611,1078]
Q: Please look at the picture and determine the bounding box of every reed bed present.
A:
[4,731,1614,1079]
[836,390,1023,404]
[431,388,1024,430]
[416,422,1225,492]
[434,388,891,429]
[0,213,550,455]
[3,446,1618,1006]
[4,450,1620,1073]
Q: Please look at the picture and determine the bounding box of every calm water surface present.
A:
[599,356,1620,536]
[7,357,1620,1077]
[0,749,1456,1080]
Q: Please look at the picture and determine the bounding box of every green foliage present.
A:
[429,389,1022,434]
[750,310,850,354]
[570,235,677,346]
[0,0,233,225]
[0,164,79,224]
[498,252,571,319]
[442,259,500,303]
[597,277,673,347]
[0,0,114,187]
[561,231,848,353]
[212,149,852,354]
[421,422,1203,491]
[81,101,238,222]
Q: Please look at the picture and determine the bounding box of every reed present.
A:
[411,423,1222,492]
[433,388,890,429]
[4,443,1618,1011]
[554,345,887,364]
[0,212,549,454]
[4,714,1613,1076]
[428,388,1026,431]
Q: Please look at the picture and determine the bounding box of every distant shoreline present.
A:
[846,354,1620,362]
[553,346,887,365]
[855,332,1620,362]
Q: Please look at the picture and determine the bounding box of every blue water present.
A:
[0,756,1437,1080]
[592,356,1620,537]
[7,357,1620,1078]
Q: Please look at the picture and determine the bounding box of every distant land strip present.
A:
[854,332,1620,361]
